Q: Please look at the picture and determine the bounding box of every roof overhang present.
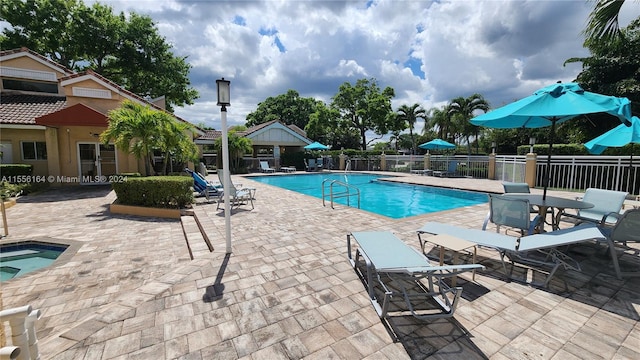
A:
[35,103,108,127]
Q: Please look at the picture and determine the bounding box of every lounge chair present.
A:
[417,222,607,287]
[185,168,220,201]
[410,169,433,176]
[559,188,628,226]
[316,158,324,171]
[259,161,276,173]
[433,161,457,177]
[305,158,317,172]
[599,208,640,279]
[482,194,540,236]
[216,172,255,211]
[347,231,483,320]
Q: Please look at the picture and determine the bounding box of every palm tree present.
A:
[101,100,161,176]
[584,0,627,43]
[425,106,453,142]
[156,112,199,175]
[396,104,426,154]
[215,126,253,173]
[448,94,489,153]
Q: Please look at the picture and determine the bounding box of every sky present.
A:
[85,0,640,134]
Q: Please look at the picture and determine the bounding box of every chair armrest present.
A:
[481,211,490,231]
[528,214,541,235]
[600,212,621,226]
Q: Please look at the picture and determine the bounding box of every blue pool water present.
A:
[0,242,68,281]
[248,173,487,219]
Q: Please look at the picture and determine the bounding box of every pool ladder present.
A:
[322,179,360,209]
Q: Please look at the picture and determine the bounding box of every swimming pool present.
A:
[248,173,488,218]
[0,242,68,281]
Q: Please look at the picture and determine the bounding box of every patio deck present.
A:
[1,173,639,359]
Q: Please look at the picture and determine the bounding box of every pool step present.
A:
[180,214,213,260]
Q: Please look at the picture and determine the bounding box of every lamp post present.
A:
[216,78,232,254]
[529,136,536,154]
[491,142,496,154]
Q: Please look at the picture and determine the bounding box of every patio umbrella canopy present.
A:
[584,116,640,194]
[584,116,640,155]
[471,82,633,199]
[304,141,329,150]
[418,138,456,150]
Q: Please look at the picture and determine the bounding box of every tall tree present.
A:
[448,94,489,154]
[246,90,320,130]
[331,78,395,150]
[1,0,198,111]
[425,107,453,141]
[566,17,640,132]
[584,0,627,43]
[396,104,426,154]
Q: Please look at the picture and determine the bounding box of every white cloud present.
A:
[79,0,639,132]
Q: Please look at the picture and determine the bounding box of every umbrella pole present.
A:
[629,144,634,194]
[543,119,557,200]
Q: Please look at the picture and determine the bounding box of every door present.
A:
[78,143,117,184]
[0,141,12,163]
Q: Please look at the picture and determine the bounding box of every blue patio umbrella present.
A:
[471,82,632,199]
[304,141,329,150]
[418,138,456,151]
[585,116,640,194]
[584,116,640,155]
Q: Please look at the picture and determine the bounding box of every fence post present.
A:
[488,153,496,180]
[380,153,386,171]
[525,153,537,188]
[424,153,430,170]
[339,153,345,171]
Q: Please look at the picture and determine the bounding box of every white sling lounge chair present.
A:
[417,222,607,287]
[347,231,483,320]
[259,161,276,173]
[559,188,628,226]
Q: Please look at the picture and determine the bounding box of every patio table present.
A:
[501,194,594,231]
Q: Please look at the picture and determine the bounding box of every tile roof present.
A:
[0,93,67,124]
[0,47,75,75]
[198,129,222,141]
[60,70,202,133]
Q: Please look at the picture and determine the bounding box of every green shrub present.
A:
[0,164,33,179]
[111,176,193,208]
[517,143,590,155]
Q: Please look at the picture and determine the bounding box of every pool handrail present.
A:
[322,179,360,209]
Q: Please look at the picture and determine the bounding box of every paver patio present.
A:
[1,172,638,359]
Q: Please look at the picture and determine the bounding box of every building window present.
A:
[3,79,59,94]
[21,141,47,160]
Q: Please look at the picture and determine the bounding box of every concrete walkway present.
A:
[1,173,638,359]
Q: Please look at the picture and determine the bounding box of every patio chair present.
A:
[482,194,540,236]
[185,168,220,201]
[503,181,539,215]
[216,172,255,211]
[417,221,607,287]
[347,231,483,320]
[259,161,276,173]
[559,188,628,227]
[598,208,640,279]
[433,161,457,177]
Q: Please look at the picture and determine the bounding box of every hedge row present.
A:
[111,176,193,208]
[0,164,33,178]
